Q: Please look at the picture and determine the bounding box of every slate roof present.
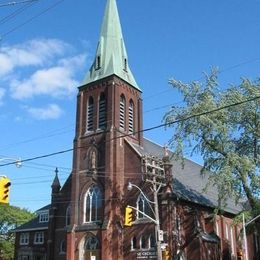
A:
[132,138,243,215]
[13,205,50,232]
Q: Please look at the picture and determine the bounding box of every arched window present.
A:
[140,235,147,249]
[131,236,137,250]
[87,96,94,132]
[66,206,71,226]
[84,185,102,223]
[85,235,100,250]
[98,93,106,130]
[119,94,125,130]
[129,100,134,134]
[136,194,152,220]
[149,235,156,249]
[60,240,66,254]
[84,235,100,259]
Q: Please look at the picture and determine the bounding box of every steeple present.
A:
[82,0,140,91]
[51,167,61,193]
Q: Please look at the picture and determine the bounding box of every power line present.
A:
[0,1,37,26]
[143,57,260,100]
[0,0,37,7]
[1,94,259,168]
[0,0,64,40]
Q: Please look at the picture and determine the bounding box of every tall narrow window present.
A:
[129,100,134,134]
[119,95,125,130]
[225,223,229,240]
[98,93,106,130]
[131,236,137,250]
[149,235,156,249]
[60,240,66,254]
[66,206,71,226]
[136,194,152,220]
[140,236,147,249]
[85,185,102,223]
[230,227,235,255]
[87,97,94,132]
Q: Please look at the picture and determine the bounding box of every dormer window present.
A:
[124,58,127,72]
[96,56,101,70]
[39,212,49,223]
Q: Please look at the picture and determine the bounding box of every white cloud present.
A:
[0,53,14,76]
[10,66,79,100]
[0,38,70,77]
[0,38,88,120]
[25,104,63,120]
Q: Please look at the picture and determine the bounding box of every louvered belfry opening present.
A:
[87,96,94,132]
[98,93,106,130]
[119,94,125,130]
[129,100,134,134]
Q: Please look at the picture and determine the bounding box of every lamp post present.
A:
[127,182,162,260]
[243,213,260,260]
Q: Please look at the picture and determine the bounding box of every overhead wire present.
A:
[0,0,37,8]
[0,0,37,26]
[0,0,64,40]
[1,94,259,168]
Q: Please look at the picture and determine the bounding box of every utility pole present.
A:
[142,156,166,260]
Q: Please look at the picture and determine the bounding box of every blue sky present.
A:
[0,0,259,212]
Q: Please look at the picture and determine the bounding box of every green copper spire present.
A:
[82,0,140,90]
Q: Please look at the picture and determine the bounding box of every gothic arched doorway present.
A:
[84,235,100,260]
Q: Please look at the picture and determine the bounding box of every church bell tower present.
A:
[67,0,143,259]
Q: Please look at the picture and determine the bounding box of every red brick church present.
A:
[14,0,259,259]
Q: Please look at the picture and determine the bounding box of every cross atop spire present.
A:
[82,0,140,90]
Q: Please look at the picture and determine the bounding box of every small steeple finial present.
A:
[52,167,61,192]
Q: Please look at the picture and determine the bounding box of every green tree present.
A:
[163,69,260,224]
[0,204,35,259]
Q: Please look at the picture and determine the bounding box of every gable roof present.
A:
[13,204,50,232]
[131,138,243,215]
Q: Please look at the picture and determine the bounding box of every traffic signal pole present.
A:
[142,156,166,260]
[126,156,167,259]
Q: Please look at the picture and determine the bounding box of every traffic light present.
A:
[0,176,11,204]
[124,206,133,226]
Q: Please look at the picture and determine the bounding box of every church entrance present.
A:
[84,250,100,260]
[84,235,100,260]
